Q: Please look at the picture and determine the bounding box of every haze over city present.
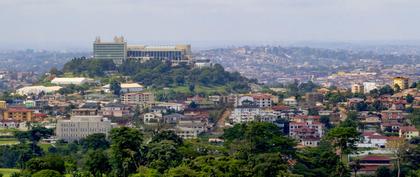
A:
[1,0,420,50]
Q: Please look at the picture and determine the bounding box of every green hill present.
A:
[60,58,253,93]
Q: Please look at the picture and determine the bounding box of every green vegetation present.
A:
[0,138,19,146]
[61,58,252,93]
[0,168,20,177]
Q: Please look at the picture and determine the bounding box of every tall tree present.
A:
[83,150,111,177]
[109,127,144,177]
[325,127,360,162]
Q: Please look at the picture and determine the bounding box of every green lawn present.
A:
[0,138,19,146]
[0,168,20,177]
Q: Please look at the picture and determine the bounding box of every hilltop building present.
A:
[93,36,127,65]
[93,36,192,65]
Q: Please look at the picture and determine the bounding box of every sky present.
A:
[1,0,420,50]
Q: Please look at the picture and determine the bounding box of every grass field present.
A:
[0,168,20,177]
[0,138,19,146]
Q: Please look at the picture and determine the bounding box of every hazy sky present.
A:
[1,0,420,50]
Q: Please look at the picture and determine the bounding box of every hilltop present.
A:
[56,58,254,94]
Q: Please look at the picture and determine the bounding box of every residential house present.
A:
[399,126,419,139]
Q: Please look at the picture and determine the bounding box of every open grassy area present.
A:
[0,138,19,146]
[0,168,20,177]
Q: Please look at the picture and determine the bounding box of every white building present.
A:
[51,77,93,85]
[363,82,378,93]
[283,97,297,106]
[17,86,62,95]
[154,102,185,112]
[102,83,144,94]
[357,132,388,148]
[56,115,115,142]
[175,119,207,139]
[230,106,262,124]
[143,112,163,125]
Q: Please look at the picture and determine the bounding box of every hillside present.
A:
[60,58,253,93]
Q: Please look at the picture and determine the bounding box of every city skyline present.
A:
[1,0,420,50]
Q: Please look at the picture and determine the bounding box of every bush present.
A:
[32,170,62,177]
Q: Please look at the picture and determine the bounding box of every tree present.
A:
[325,127,360,161]
[110,127,144,177]
[32,169,62,177]
[188,83,195,93]
[320,115,333,129]
[406,94,414,104]
[164,165,200,177]
[386,137,408,177]
[379,85,394,95]
[110,80,121,96]
[349,159,362,177]
[79,133,110,151]
[131,166,161,177]
[307,108,319,116]
[146,140,182,173]
[410,82,417,89]
[151,131,183,146]
[26,156,66,174]
[376,166,391,177]
[84,150,111,177]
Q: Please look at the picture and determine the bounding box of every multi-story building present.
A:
[93,36,192,64]
[56,115,115,142]
[121,92,155,106]
[363,82,378,93]
[234,93,273,108]
[0,101,7,109]
[3,107,33,122]
[393,77,409,90]
[93,36,127,65]
[351,83,364,94]
[229,105,261,124]
[127,45,192,63]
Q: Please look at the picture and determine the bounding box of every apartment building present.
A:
[121,92,155,106]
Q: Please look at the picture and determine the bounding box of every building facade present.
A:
[393,77,409,90]
[93,36,127,65]
[56,115,115,142]
[121,92,155,106]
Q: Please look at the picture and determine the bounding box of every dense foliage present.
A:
[61,58,252,92]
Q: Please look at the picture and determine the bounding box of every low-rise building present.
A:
[102,83,144,94]
[51,77,93,85]
[101,103,130,118]
[399,126,419,139]
[143,112,163,125]
[16,86,62,95]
